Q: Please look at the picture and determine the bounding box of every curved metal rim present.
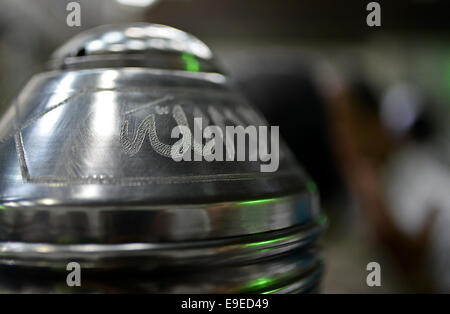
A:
[0,217,326,269]
[0,193,320,243]
[49,53,223,74]
[0,258,324,294]
[266,266,324,294]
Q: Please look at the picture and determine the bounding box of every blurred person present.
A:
[317,64,441,292]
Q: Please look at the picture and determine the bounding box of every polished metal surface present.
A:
[0,25,318,243]
[0,66,318,242]
[0,222,325,269]
[0,250,323,293]
[0,23,325,293]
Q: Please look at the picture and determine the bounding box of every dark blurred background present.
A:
[2,0,450,293]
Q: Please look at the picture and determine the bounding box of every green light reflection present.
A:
[318,214,328,226]
[181,53,200,72]
[306,181,317,193]
[244,236,290,248]
[238,198,278,206]
[243,276,280,293]
[261,287,282,294]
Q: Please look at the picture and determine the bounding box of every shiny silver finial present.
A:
[49,23,219,72]
[0,23,325,293]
